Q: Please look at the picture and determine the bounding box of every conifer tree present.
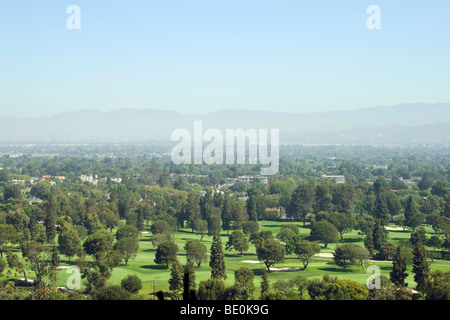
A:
[183,258,197,300]
[221,193,233,234]
[372,221,386,252]
[209,235,227,280]
[390,245,408,287]
[412,241,430,292]
[169,259,184,299]
[260,269,270,299]
[364,228,374,256]
[49,245,60,284]
[374,193,390,226]
[404,196,420,230]
[44,195,58,242]
[246,187,258,222]
[186,192,201,228]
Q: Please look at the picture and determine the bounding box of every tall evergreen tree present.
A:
[221,193,233,234]
[207,211,222,237]
[373,177,390,197]
[364,228,375,256]
[373,193,390,226]
[410,226,428,247]
[412,241,430,292]
[246,187,259,222]
[404,195,421,230]
[136,208,145,233]
[49,245,60,284]
[209,235,227,280]
[44,195,58,243]
[169,259,184,299]
[231,201,247,230]
[372,221,386,252]
[200,193,214,221]
[184,258,197,296]
[390,245,408,287]
[260,269,270,299]
[186,192,201,229]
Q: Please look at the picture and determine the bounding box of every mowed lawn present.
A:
[5,220,450,299]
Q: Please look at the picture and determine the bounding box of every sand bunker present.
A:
[385,226,405,231]
[314,252,334,258]
[241,261,301,271]
[54,266,72,270]
[269,267,301,271]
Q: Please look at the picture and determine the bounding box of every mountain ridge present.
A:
[8,102,450,119]
[0,102,449,145]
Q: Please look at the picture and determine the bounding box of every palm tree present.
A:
[34,281,53,300]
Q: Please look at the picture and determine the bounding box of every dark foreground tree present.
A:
[197,277,225,300]
[209,235,227,280]
[325,279,369,300]
[183,259,197,300]
[233,267,255,299]
[169,258,184,299]
[91,285,132,300]
[260,269,270,299]
[423,270,450,300]
[412,241,430,292]
[390,245,409,287]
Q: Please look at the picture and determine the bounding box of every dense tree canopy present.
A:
[1,144,450,300]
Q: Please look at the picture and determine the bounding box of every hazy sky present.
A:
[1,1,449,118]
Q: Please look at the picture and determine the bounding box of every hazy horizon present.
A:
[2,101,450,120]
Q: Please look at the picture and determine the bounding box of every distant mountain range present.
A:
[0,103,449,145]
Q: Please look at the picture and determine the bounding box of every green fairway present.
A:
[3,220,449,300]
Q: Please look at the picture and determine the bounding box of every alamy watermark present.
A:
[366,265,381,290]
[367,5,381,30]
[66,265,81,290]
[65,5,380,31]
[66,5,81,30]
[171,121,279,175]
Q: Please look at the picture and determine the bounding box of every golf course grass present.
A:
[3,220,450,299]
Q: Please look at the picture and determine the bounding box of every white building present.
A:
[322,174,346,184]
